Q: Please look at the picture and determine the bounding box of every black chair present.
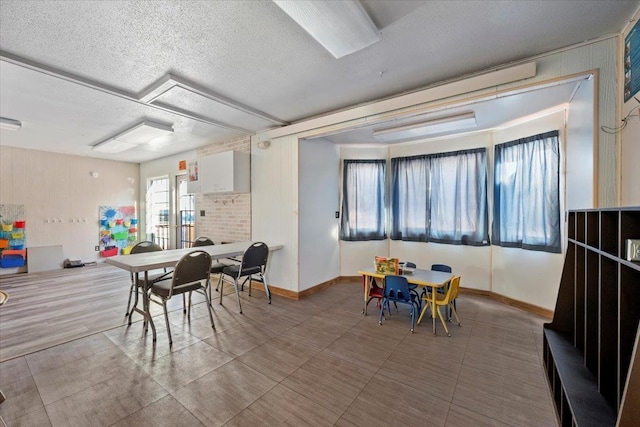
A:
[125,241,173,322]
[148,250,215,346]
[219,242,270,313]
[192,236,234,301]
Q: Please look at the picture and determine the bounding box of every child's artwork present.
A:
[98,205,137,257]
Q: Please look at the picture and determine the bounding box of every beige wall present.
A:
[0,146,139,265]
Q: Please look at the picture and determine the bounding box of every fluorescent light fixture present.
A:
[93,121,173,153]
[0,117,22,131]
[372,112,477,143]
[273,0,381,59]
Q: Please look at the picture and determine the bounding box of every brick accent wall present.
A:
[195,135,251,243]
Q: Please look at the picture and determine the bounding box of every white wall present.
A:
[0,146,139,264]
[251,134,298,292]
[339,146,389,276]
[521,38,618,206]
[139,149,196,248]
[566,78,596,209]
[250,37,614,305]
[620,9,640,206]
[299,139,340,290]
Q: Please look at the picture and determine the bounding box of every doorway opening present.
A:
[176,174,195,248]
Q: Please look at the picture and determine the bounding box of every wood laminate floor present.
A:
[0,265,557,426]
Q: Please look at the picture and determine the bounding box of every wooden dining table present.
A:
[358,267,453,334]
[106,241,282,342]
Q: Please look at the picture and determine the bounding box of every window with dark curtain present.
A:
[390,148,489,245]
[492,130,561,253]
[340,159,387,241]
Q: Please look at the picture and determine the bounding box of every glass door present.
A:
[146,177,170,249]
[176,175,195,248]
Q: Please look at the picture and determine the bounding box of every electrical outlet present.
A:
[626,239,640,261]
[335,211,339,218]
[95,246,100,251]
[200,210,205,217]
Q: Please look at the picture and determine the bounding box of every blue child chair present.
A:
[379,275,420,333]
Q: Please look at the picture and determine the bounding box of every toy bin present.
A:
[121,246,133,255]
[9,239,24,249]
[123,220,131,227]
[1,256,25,268]
[115,219,123,225]
[100,219,108,227]
[11,232,24,239]
[131,218,138,225]
[14,220,25,228]
[0,239,8,249]
[1,224,13,232]
[101,247,118,257]
[1,249,26,268]
[128,227,137,233]
[108,221,116,228]
[112,231,128,240]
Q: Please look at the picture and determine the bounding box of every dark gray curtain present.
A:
[492,130,561,253]
[340,159,386,241]
[390,148,489,245]
[390,155,430,241]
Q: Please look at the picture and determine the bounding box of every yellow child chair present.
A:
[419,276,462,336]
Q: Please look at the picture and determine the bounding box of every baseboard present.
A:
[245,277,341,300]
[253,277,554,318]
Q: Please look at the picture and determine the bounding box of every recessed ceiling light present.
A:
[273,0,381,59]
[93,121,173,153]
[0,117,22,131]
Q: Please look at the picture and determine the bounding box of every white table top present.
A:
[105,241,283,273]
[358,267,453,287]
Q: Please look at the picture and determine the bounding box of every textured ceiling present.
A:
[0,0,637,162]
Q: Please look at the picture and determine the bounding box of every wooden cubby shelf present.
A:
[544,207,640,426]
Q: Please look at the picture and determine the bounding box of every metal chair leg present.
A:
[263,272,271,304]
[162,300,172,346]
[183,294,187,314]
[234,277,243,313]
[203,288,215,330]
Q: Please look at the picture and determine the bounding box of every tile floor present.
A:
[0,281,558,426]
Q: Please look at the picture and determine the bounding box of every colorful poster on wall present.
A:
[189,161,198,182]
[624,19,640,102]
[98,205,137,257]
[179,160,187,171]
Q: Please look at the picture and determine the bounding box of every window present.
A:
[390,148,489,245]
[146,177,170,249]
[492,130,561,253]
[340,159,386,241]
